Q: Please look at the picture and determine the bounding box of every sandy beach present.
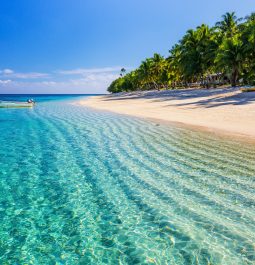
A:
[78,87,255,139]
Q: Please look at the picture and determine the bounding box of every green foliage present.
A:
[215,34,244,86]
[108,12,255,93]
[215,12,241,37]
[241,14,255,84]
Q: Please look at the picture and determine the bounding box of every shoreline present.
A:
[77,87,255,142]
[144,117,255,144]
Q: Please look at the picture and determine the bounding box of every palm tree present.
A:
[216,12,241,37]
[241,14,255,83]
[178,29,201,82]
[243,15,255,54]
[177,25,213,84]
[215,35,244,87]
[167,46,182,87]
[138,60,149,89]
[150,53,165,90]
[120,68,126,77]
[245,12,255,22]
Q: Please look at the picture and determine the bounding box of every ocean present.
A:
[0,94,254,264]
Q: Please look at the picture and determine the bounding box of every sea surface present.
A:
[0,94,254,265]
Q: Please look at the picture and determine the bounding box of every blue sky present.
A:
[0,0,254,94]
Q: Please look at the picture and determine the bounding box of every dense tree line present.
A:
[108,12,255,93]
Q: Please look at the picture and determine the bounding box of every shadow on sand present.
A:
[102,87,255,108]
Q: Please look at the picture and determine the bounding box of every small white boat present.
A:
[0,100,35,108]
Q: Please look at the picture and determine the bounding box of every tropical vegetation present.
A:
[108,12,255,93]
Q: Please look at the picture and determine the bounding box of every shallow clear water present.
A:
[0,95,254,264]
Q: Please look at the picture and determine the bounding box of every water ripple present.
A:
[0,101,254,264]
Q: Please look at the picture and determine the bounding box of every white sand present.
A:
[78,87,255,139]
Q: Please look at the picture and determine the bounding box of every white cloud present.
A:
[11,72,49,79]
[2,69,14,74]
[0,74,117,93]
[0,79,12,84]
[0,69,49,79]
[0,66,130,93]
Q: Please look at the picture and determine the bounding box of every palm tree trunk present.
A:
[231,67,238,87]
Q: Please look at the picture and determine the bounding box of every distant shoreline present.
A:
[77,87,255,142]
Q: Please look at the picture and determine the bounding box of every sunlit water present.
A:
[0,95,254,265]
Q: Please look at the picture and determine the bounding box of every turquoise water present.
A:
[0,95,254,264]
